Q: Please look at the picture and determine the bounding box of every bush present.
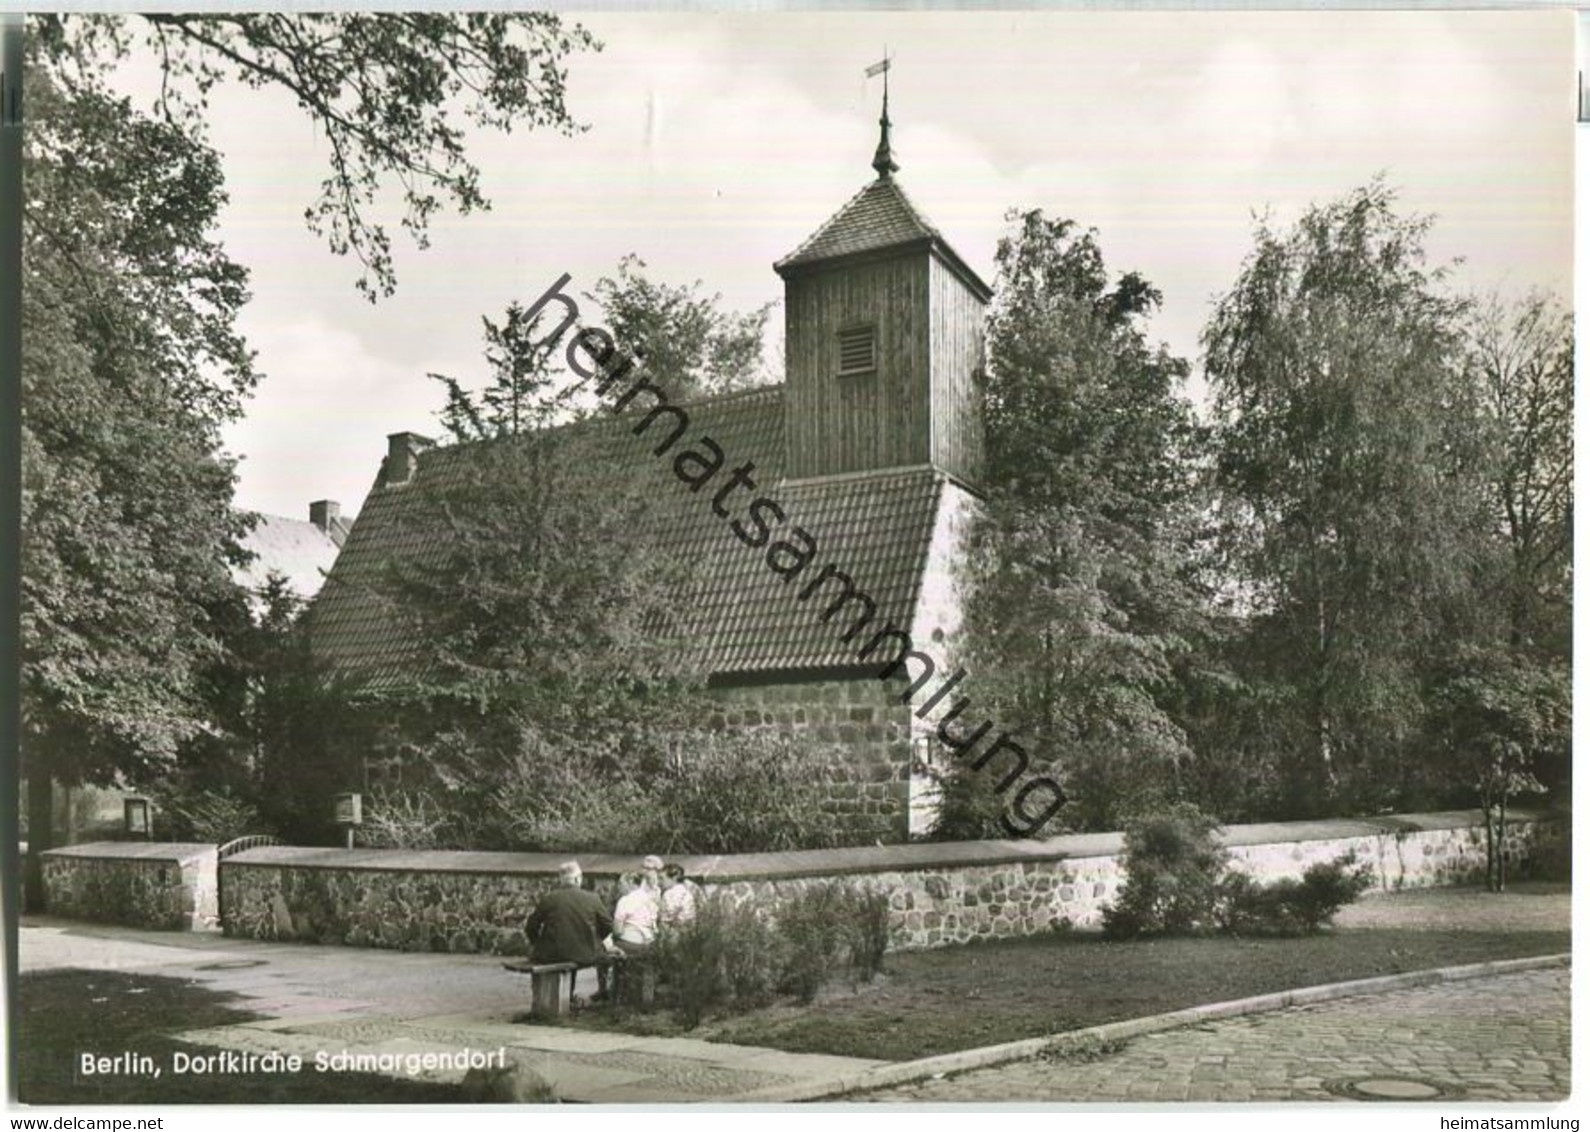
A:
[1294,854,1375,928]
[844,887,891,983]
[652,881,892,1026]
[149,786,268,844]
[653,893,784,1029]
[1101,803,1227,939]
[359,787,455,850]
[778,883,853,1003]
[1526,825,1571,882]
[1217,854,1373,936]
[778,882,892,1002]
[651,732,848,854]
[485,736,654,853]
[379,724,849,855]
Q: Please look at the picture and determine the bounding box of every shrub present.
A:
[654,881,892,1025]
[653,893,784,1029]
[149,786,267,844]
[485,737,654,853]
[1293,854,1375,929]
[1101,803,1227,939]
[359,787,455,850]
[1217,854,1373,936]
[777,881,892,1002]
[1526,825,1571,882]
[778,883,854,1003]
[844,887,891,983]
[382,725,849,855]
[652,731,848,854]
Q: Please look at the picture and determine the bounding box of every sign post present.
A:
[123,796,153,840]
[333,792,363,850]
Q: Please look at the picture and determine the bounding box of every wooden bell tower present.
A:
[774,80,991,488]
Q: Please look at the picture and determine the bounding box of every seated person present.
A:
[611,871,659,955]
[660,863,698,928]
[524,861,613,996]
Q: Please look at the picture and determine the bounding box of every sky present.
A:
[113,10,1574,520]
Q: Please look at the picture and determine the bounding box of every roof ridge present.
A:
[414,381,787,463]
[247,510,328,528]
[674,381,785,410]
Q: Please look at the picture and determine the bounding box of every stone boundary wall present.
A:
[41,842,219,931]
[216,809,1562,953]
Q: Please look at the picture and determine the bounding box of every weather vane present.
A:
[865,51,898,179]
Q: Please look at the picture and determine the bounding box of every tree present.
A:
[252,582,376,846]
[591,254,773,400]
[1464,291,1573,657]
[22,54,260,870]
[364,340,706,833]
[22,12,598,901]
[944,210,1205,835]
[429,301,569,441]
[1425,646,1565,891]
[1203,181,1489,816]
[33,13,599,299]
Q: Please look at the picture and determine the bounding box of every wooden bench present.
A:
[502,959,580,1018]
[503,953,656,1018]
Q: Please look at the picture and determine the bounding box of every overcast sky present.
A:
[117,10,1573,520]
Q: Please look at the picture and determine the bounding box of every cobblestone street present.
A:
[863,966,1570,1103]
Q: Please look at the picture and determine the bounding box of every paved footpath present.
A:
[863,966,1571,1103]
[20,917,884,1103]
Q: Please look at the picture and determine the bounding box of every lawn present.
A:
[563,885,1570,1062]
[17,968,462,1105]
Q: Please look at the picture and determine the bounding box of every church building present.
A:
[309,95,1019,842]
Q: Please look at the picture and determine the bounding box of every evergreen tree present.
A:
[943,210,1205,835]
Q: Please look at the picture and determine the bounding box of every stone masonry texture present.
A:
[41,843,218,931]
[708,678,913,844]
[206,810,1560,955]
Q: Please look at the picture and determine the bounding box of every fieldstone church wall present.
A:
[209,809,1559,954]
[708,677,914,843]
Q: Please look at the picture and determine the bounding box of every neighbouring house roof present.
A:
[775,175,993,301]
[235,512,347,608]
[308,384,952,693]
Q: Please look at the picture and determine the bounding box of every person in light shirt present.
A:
[610,871,659,954]
[660,863,697,928]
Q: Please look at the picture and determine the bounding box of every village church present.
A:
[309,95,1037,842]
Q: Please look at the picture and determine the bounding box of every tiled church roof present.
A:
[308,384,948,692]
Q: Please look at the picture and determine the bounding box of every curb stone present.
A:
[727,952,1572,1103]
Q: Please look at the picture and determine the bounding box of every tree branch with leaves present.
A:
[32,12,599,300]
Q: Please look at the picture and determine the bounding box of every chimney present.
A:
[309,500,348,547]
[382,431,434,488]
[309,499,340,532]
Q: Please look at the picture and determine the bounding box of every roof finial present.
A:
[866,54,898,180]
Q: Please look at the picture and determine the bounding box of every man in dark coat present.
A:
[525,860,613,968]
